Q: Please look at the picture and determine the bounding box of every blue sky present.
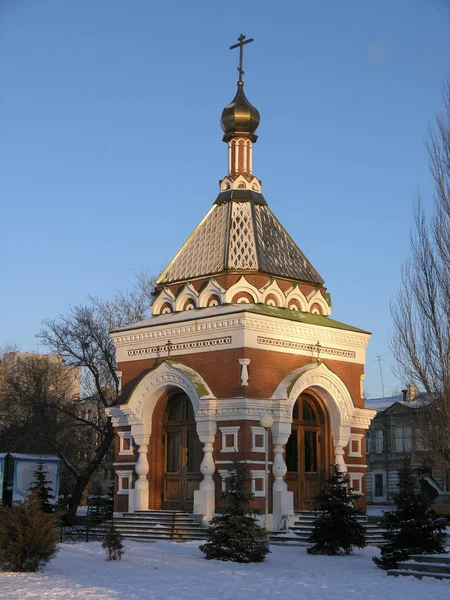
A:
[1,0,449,398]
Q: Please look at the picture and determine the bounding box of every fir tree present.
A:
[200,463,270,563]
[307,464,366,555]
[102,522,124,561]
[28,461,55,514]
[373,458,446,570]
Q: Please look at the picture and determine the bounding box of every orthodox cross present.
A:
[230,33,254,82]
[166,339,173,358]
[315,341,322,362]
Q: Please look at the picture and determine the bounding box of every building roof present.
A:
[112,303,369,335]
[365,395,425,414]
[156,191,324,286]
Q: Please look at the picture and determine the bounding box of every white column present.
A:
[334,444,347,474]
[130,435,150,512]
[194,420,217,523]
[243,141,248,173]
[270,421,294,530]
[272,441,288,493]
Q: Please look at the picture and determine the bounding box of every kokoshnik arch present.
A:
[107,35,376,530]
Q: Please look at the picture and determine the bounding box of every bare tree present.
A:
[0,272,155,519]
[391,78,450,479]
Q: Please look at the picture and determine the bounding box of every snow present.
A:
[0,541,449,599]
[366,505,390,517]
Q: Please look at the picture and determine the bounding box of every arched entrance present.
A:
[285,392,331,509]
[162,391,203,511]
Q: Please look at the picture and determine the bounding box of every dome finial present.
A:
[221,34,260,143]
[230,33,254,84]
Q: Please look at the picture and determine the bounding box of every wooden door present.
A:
[286,394,325,510]
[162,393,202,511]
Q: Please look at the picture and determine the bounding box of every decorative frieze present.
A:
[256,336,356,359]
[126,336,232,357]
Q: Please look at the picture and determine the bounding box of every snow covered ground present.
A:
[0,540,449,600]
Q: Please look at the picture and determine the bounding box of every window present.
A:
[118,432,134,456]
[117,470,133,495]
[366,430,371,454]
[218,470,230,492]
[415,429,425,451]
[376,430,384,454]
[374,473,383,497]
[250,470,265,497]
[395,427,412,453]
[304,431,317,472]
[220,427,239,453]
[349,473,363,495]
[349,434,364,458]
[250,427,266,452]
[303,401,316,422]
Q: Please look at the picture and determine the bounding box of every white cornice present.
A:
[112,311,369,367]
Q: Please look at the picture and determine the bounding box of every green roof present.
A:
[112,303,370,335]
[245,305,370,334]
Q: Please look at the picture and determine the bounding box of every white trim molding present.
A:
[118,431,134,456]
[349,472,364,495]
[113,307,370,366]
[218,469,230,492]
[348,433,364,458]
[250,470,266,497]
[250,426,266,452]
[117,470,133,495]
[220,426,240,453]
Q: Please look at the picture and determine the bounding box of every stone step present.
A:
[119,516,200,526]
[113,511,208,543]
[408,554,450,565]
[271,516,386,546]
[388,569,450,581]
[397,560,450,574]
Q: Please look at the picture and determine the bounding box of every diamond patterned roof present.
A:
[157,195,323,285]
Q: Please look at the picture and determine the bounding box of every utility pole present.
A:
[376,355,385,397]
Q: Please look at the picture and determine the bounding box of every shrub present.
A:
[0,496,59,572]
[200,463,270,563]
[102,522,124,561]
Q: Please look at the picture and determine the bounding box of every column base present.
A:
[272,489,294,531]
[130,486,149,512]
[193,488,215,523]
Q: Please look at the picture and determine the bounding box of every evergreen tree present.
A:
[200,463,270,563]
[102,521,124,561]
[28,461,55,514]
[373,458,446,570]
[307,464,366,555]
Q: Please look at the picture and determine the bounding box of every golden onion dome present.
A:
[221,81,260,143]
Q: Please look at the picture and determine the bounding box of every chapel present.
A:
[108,36,376,530]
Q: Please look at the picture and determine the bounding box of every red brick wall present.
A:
[119,347,365,409]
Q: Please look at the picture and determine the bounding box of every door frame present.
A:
[161,392,202,511]
[286,391,331,510]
